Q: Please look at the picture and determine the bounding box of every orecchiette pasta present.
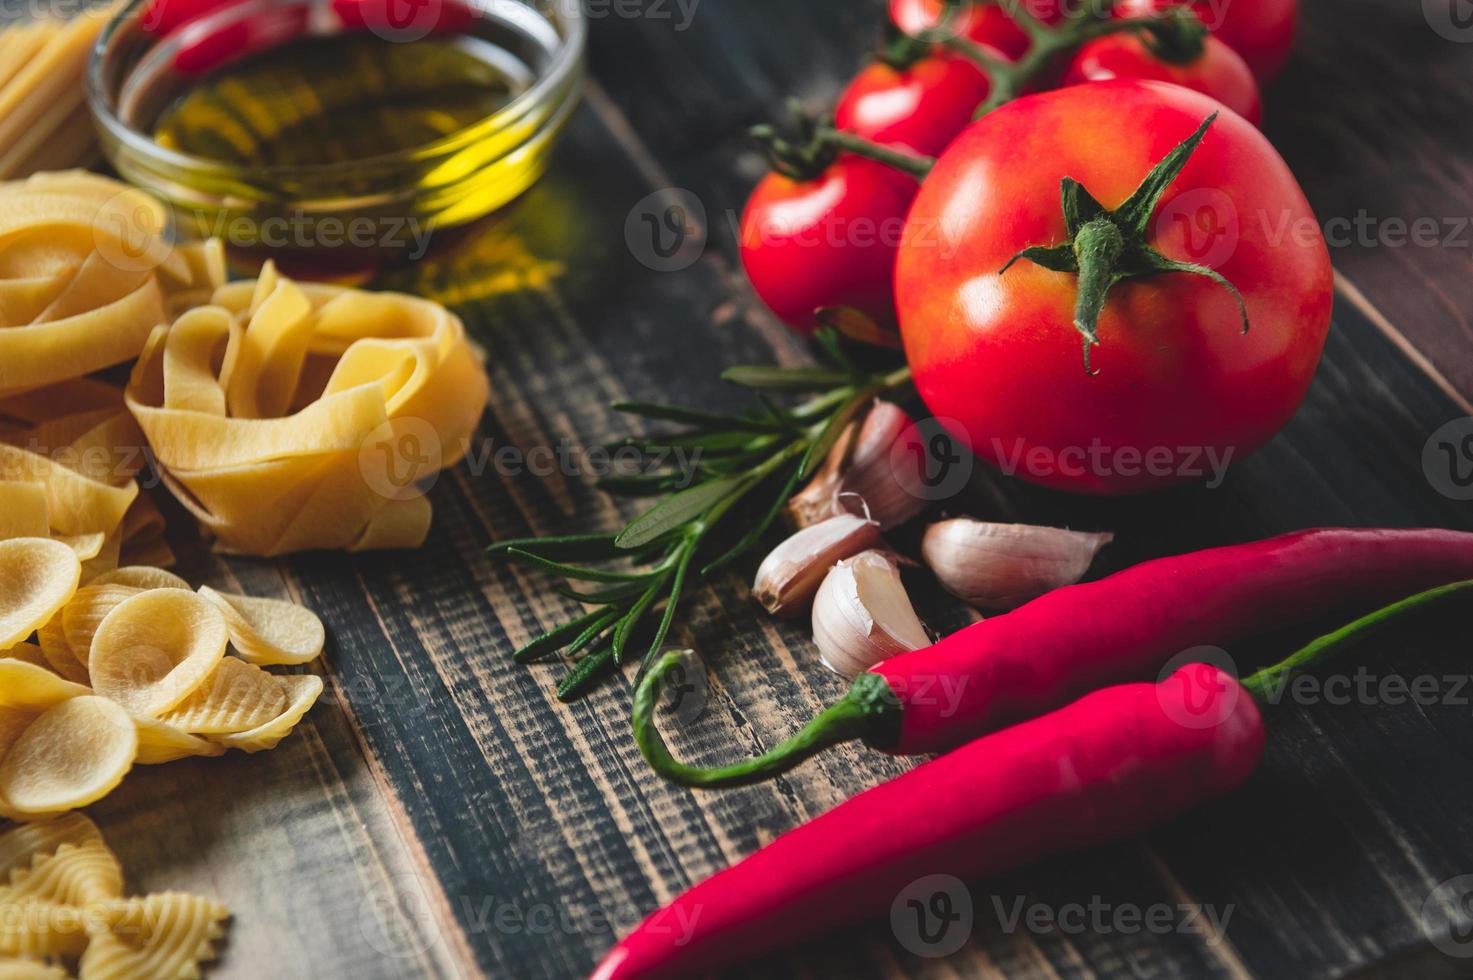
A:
[0,814,230,979]
[0,537,327,819]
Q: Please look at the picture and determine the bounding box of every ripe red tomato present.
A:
[896,81,1332,494]
[834,51,994,157]
[888,0,1051,59]
[1063,33,1261,125]
[740,156,919,333]
[1113,0,1298,81]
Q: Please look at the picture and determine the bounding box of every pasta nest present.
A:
[0,171,222,397]
[126,260,490,555]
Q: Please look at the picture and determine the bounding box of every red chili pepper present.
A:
[603,579,1473,979]
[598,662,1263,980]
[634,528,1473,786]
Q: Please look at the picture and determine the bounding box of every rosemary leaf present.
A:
[612,401,782,432]
[504,548,659,583]
[513,607,614,663]
[615,477,741,550]
[556,645,617,701]
[487,533,618,562]
[721,365,850,390]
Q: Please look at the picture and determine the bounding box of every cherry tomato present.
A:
[834,51,993,157]
[888,0,1053,59]
[1064,33,1261,125]
[1113,0,1297,81]
[896,81,1331,494]
[740,156,919,334]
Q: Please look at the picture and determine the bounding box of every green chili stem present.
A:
[1241,580,1473,700]
[633,651,903,789]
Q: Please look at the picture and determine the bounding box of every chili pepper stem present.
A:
[633,651,903,788]
[1241,580,1473,700]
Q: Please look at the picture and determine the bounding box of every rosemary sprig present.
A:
[488,331,912,701]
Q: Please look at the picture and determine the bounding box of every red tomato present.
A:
[896,81,1332,494]
[834,52,994,157]
[1113,0,1297,81]
[740,156,919,334]
[888,0,1052,59]
[1063,33,1261,125]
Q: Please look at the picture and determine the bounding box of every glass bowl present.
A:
[86,0,584,259]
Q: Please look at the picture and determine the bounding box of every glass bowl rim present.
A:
[84,0,587,181]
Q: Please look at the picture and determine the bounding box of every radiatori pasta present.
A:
[0,539,327,820]
[126,260,489,555]
[0,813,230,979]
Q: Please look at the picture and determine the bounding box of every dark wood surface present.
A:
[94,2,1473,978]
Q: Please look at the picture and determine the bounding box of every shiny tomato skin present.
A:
[888,0,1045,59]
[1064,33,1261,125]
[896,81,1332,494]
[740,156,919,334]
[835,53,994,157]
[1113,0,1297,81]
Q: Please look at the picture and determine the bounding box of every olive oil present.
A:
[153,33,529,168]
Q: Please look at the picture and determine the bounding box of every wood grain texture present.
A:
[27,1,1473,979]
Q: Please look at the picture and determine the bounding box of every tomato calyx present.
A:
[1136,6,1208,64]
[876,23,936,71]
[999,112,1250,375]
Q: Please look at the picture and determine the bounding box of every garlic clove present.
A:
[752,513,882,619]
[812,550,930,678]
[921,519,1114,611]
[787,401,930,531]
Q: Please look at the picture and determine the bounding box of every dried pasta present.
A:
[0,815,230,979]
[0,537,327,819]
[0,9,116,179]
[127,261,489,555]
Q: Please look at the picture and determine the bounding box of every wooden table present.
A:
[91,1,1473,977]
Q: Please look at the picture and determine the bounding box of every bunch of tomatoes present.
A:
[738,0,1332,494]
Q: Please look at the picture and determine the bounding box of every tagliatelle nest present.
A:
[125,261,490,556]
[0,538,327,820]
[0,813,230,979]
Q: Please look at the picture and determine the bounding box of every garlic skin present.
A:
[812,550,930,678]
[752,513,882,619]
[921,519,1114,611]
[788,401,928,531]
